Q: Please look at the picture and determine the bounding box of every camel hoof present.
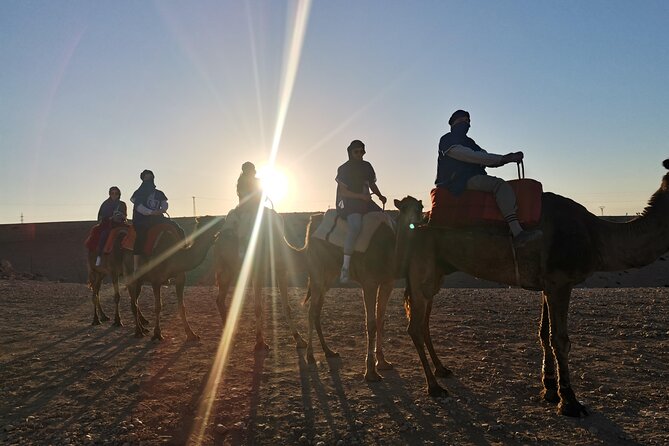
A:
[113,320,124,327]
[541,388,560,404]
[153,333,164,341]
[428,385,449,397]
[100,315,111,322]
[376,359,393,370]
[365,370,383,382]
[92,319,101,326]
[254,342,270,352]
[434,366,453,378]
[324,350,340,358]
[558,400,588,417]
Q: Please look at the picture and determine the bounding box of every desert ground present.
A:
[1,277,668,446]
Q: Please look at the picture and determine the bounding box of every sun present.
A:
[257,165,290,207]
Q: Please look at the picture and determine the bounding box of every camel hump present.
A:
[312,210,393,253]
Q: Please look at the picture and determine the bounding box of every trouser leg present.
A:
[466,175,522,235]
[344,213,363,256]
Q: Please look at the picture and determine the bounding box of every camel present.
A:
[213,208,308,351]
[304,197,424,381]
[129,216,222,341]
[86,227,132,326]
[401,159,669,417]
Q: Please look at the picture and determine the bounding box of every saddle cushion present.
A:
[84,224,103,251]
[144,223,181,256]
[428,179,543,228]
[102,226,130,254]
[121,226,136,252]
[312,210,394,253]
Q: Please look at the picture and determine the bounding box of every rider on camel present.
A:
[95,186,127,267]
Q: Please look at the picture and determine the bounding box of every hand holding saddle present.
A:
[501,151,524,165]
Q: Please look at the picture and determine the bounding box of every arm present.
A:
[369,182,387,204]
[336,180,371,201]
[447,145,523,167]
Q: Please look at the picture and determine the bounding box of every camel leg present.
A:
[91,273,107,325]
[215,271,231,323]
[362,283,382,382]
[112,272,123,327]
[130,284,147,338]
[306,280,339,363]
[277,273,307,349]
[374,281,393,370]
[152,283,164,341]
[313,280,339,359]
[424,299,452,377]
[95,273,110,323]
[175,274,199,341]
[407,286,448,397]
[539,295,558,403]
[545,286,587,417]
[253,282,269,351]
[91,280,102,326]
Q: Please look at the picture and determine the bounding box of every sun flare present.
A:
[257,165,290,206]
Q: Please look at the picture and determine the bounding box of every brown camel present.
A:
[86,227,132,326]
[304,197,424,381]
[213,208,308,351]
[402,159,669,417]
[130,216,222,341]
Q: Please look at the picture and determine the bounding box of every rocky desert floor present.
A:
[1,279,668,445]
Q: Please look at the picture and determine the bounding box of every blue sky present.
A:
[1,0,668,223]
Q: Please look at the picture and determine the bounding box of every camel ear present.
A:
[394,199,401,209]
[663,159,669,170]
[419,200,423,206]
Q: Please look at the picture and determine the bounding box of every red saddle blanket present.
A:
[428,179,543,228]
[121,223,182,256]
[84,223,129,252]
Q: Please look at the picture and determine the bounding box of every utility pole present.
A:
[599,206,605,216]
[20,212,24,224]
[192,196,197,217]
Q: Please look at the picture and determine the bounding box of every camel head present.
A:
[394,196,424,229]
[637,159,669,218]
[193,215,225,244]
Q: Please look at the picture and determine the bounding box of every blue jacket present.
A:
[435,125,487,196]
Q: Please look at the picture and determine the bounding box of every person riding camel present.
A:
[130,169,184,270]
[436,109,541,246]
[221,162,264,258]
[95,186,127,267]
[336,139,387,282]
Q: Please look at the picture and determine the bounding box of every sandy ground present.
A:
[1,279,668,446]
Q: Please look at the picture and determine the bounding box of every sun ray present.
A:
[188,2,312,443]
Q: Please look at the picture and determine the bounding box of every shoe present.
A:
[339,267,350,283]
[513,230,543,248]
[95,256,102,267]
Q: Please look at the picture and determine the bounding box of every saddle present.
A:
[84,223,130,252]
[428,178,543,228]
[312,210,394,253]
[102,226,130,254]
[122,223,182,256]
